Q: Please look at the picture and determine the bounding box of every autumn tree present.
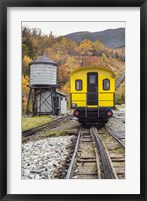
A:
[22,25,125,112]
[22,26,36,59]
[56,37,77,54]
[23,55,32,76]
[76,39,94,67]
[22,75,29,113]
[58,56,79,86]
[93,40,105,56]
[22,44,29,58]
[101,53,107,66]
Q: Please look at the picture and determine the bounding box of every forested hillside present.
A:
[64,28,125,48]
[22,26,125,113]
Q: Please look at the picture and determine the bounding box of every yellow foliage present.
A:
[22,96,27,112]
[115,81,125,98]
[76,39,94,56]
[31,38,38,47]
[22,75,30,113]
[93,40,105,53]
[23,55,32,68]
[22,75,29,92]
[58,56,80,83]
[53,52,62,63]
[66,56,79,73]
[62,82,70,95]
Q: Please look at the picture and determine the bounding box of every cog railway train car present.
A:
[70,67,115,126]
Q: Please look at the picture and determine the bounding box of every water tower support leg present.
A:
[39,89,42,116]
[51,88,55,115]
[26,88,32,115]
[54,90,58,115]
[33,89,37,116]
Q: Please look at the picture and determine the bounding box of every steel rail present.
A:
[90,130,101,179]
[115,73,125,89]
[101,139,118,179]
[65,127,82,179]
[91,126,115,179]
[22,114,72,137]
[104,126,125,148]
[94,147,101,179]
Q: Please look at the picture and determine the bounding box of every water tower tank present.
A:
[29,55,57,86]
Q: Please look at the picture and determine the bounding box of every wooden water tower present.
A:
[26,55,58,115]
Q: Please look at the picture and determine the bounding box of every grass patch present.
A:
[45,129,67,137]
[22,116,52,131]
[99,128,112,140]
[113,146,124,154]
[99,134,109,141]
[115,104,125,109]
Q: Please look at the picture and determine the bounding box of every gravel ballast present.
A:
[22,135,76,179]
[106,109,125,132]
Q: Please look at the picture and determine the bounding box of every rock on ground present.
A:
[22,135,76,179]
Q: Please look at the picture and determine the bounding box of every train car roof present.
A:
[70,67,115,76]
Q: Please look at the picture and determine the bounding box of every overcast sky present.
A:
[22,21,125,37]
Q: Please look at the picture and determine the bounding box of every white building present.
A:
[36,90,67,115]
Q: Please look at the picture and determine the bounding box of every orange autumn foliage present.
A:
[22,75,29,113]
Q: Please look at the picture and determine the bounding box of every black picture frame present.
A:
[0,0,146,200]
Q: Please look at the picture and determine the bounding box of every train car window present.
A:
[75,80,82,91]
[89,75,96,84]
[103,79,110,90]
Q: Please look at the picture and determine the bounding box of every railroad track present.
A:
[104,126,125,148]
[66,126,117,179]
[22,114,73,142]
[115,73,125,89]
[98,127,125,179]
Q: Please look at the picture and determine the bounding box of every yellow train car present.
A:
[70,67,115,126]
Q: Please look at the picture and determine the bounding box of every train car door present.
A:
[87,72,98,105]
